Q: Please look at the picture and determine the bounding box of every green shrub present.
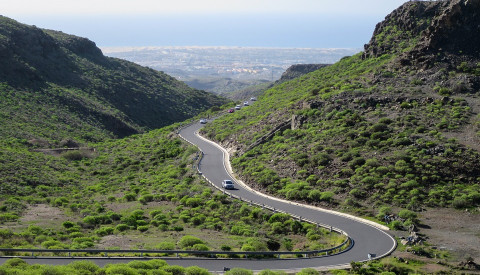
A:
[307,190,322,201]
[349,157,365,168]
[220,244,232,251]
[268,213,290,223]
[226,268,253,275]
[185,198,203,207]
[320,191,334,202]
[156,241,175,250]
[390,220,403,230]
[296,268,319,275]
[41,240,64,249]
[116,224,129,232]
[67,261,100,273]
[138,194,154,204]
[171,225,184,231]
[146,259,168,269]
[136,220,148,226]
[96,226,115,236]
[192,244,210,251]
[437,87,451,96]
[0,213,19,223]
[376,206,392,219]
[398,209,418,222]
[62,150,85,161]
[124,193,137,201]
[163,265,186,275]
[258,270,285,275]
[349,188,364,198]
[179,235,204,249]
[27,225,45,235]
[104,264,139,275]
[452,196,469,209]
[185,266,211,275]
[2,258,28,268]
[150,210,163,218]
[127,260,153,270]
[137,225,149,232]
[69,232,84,239]
[54,197,69,206]
[62,221,75,229]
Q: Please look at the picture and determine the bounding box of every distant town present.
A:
[101,46,359,82]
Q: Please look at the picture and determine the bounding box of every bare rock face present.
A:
[414,0,480,56]
[363,1,443,58]
[363,0,480,62]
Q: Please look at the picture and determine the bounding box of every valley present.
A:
[1,0,480,274]
[102,46,357,98]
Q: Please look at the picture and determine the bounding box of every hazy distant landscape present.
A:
[101,47,359,93]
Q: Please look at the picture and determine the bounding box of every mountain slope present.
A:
[202,0,480,214]
[0,15,227,143]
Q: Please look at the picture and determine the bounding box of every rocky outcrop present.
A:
[363,1,444,59]
[278,64,329,83]
[411,0,480,57]
[363,0,480,61]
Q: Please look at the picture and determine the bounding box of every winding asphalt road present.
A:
[175,122,396,272]
[0,122,396,273]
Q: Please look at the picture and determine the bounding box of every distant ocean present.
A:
[16,13,381,48]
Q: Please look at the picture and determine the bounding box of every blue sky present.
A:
[1,0,408,48]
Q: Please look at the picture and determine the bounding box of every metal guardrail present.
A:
[176,124,354,259]
[0,238,351,258]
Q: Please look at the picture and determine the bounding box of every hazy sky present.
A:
[1,0,408,48]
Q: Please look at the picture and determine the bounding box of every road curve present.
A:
[0,123,396,273]
[177,122,396,272]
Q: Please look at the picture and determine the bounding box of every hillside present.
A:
[0,123,343,254]
[0,16,227,144]
[0,16,343,258]
[202,0,480,226]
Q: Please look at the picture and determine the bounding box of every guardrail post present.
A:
[277,254,280,259]
[141,252,143,257]
[176,252,179,257]
[68,252,71,257]
[105,252,108,257]
[31,251,34,257]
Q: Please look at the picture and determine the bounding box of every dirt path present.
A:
[420,208,480,262]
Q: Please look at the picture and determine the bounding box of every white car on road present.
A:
[221,180,235,190]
